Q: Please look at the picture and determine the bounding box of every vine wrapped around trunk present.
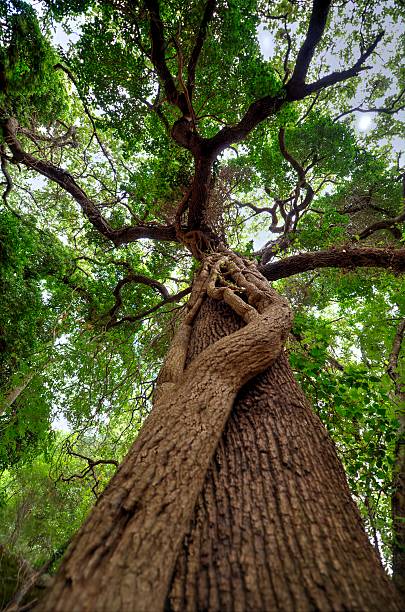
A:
[38,253,292,612]
[37,252,402,611]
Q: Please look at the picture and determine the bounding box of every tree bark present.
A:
[167,298,401,611]
[393,423,405,600]
[38,263,401,611]
[388,319,405,598]
[260,247,405,281]
[1,372,34,414]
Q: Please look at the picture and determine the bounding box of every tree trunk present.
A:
[388,318,405,598]
[392,413,405,599]
[1,372,34,414]
[38,259,401,612]
[168,298,401,611]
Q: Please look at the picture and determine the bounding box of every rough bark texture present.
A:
[38,258,401,612]
[388,319,405,598]
[260,247,405,281]
[168,298,401,611]
[38,257,292,612]
[393,433,405,600]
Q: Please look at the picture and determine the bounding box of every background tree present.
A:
[0,0,404,610]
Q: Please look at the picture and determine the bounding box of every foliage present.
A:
[0,0,69,128]
[0,0,403,591]
[286,269,405,565]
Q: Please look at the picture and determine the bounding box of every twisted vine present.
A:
[39,253,292,612]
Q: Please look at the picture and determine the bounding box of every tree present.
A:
[0,0,404,609]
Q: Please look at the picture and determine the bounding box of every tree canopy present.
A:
[0,0,404,606]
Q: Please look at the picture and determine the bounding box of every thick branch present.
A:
[193,10,382,154]
[145,0,188,115]
[156,1,383,234]
[288,0,332,87]
[200,24,383,153]
[289,31,384,100]
[204,95,285,156]
[260,246,405,281]
[187,0,216,98]
[1,117,178,246]
[186,155,215,230]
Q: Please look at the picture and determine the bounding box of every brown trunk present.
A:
[1,372,34,414]
[388,318,405,598]
[38,263,401,611]
[168,298,401,611]
[392,414,405,599]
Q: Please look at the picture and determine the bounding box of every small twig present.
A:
[107,286,191,329]
[59,442,119,499]
[334,88,405,122]
[54,63,117,179]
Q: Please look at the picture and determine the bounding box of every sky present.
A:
[256,22,399,140]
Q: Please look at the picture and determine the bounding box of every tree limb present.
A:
[288,0,332,88]
[334,88,405,121]
[1,117,178,246]
[278,127,307,183]
[145,0,189,115]
[201,24,383,156]
[358,172,405,240]
[107,286,191,329]
[107,273,170,321]
[260,246,405,281]
[187,0,216,98]
[358,210,405,240]
[204,95,285,156]
[203,21,384,154]
[290,30,384,100]
[144,1,384,237]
